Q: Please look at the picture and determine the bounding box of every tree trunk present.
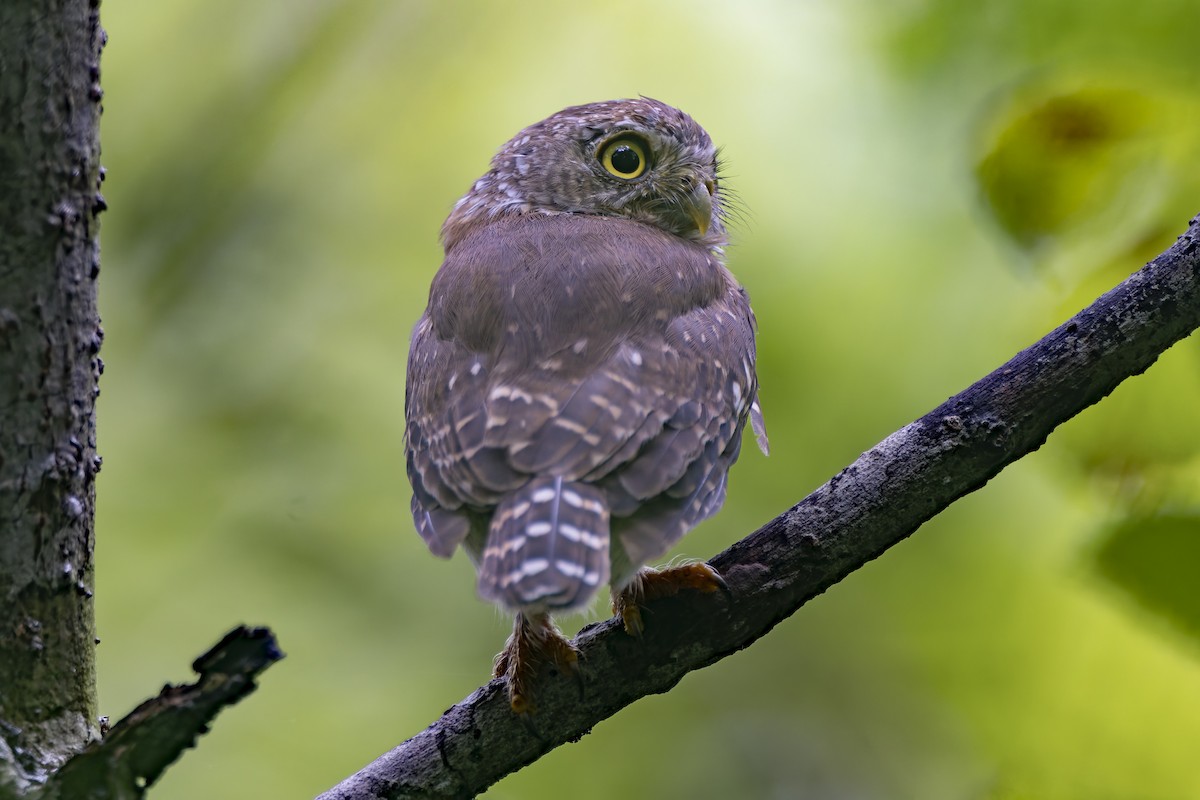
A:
[0,0,106,794]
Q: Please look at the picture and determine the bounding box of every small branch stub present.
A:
[37,626,284,800]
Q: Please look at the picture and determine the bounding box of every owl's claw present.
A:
[613,596,645,637]
[494,612,581,714]
[612,562,729,637]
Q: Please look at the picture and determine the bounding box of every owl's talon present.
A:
[494,612,580,714]
[612,562,729,635]
[707,568,733,601]
[612,594,645,637]
[667,563,720,594]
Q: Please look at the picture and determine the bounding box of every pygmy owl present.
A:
[405,97,768,713]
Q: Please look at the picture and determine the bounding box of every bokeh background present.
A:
[94,1,1200,798]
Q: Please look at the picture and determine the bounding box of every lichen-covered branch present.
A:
[319,216,1200,800]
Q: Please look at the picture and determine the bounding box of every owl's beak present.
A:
[683,179,715,237]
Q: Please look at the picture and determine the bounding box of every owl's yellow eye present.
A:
[599,136,649,179]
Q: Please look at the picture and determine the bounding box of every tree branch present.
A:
[320,216,1200,800]
[35,626,284,800]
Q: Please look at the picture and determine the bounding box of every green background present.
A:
[95,1,1200,797]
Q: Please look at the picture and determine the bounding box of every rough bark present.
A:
[1,11,282,800]
[319,216,1200,800]
[0,0,107,795]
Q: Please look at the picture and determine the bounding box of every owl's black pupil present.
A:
[610,145,640,175]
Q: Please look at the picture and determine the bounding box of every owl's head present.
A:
[442,97,728,250]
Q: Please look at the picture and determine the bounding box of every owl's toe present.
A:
[653,561,728,598]
[494,611,581,714]
[612,592,645,637]
[612,562,730,636]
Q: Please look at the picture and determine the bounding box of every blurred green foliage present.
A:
[977,85,1163,253]
[95,1,1199,797]
[1095,513,1200,642]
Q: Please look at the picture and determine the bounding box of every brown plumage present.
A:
[405,97,768,712]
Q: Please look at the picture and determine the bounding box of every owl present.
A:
[405,97,768,713]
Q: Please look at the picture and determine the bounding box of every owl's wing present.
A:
[406,216,766,563]
[405,316,511,557]
[600,288,765,569]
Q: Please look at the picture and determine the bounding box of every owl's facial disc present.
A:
[629,166,719,243]
[441,98,727,250]
[589,130,720,242]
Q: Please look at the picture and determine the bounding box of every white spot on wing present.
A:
[489,385,534,404]
[556,560,584,578]
[523,558,549,575]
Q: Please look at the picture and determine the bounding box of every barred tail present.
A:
[478,476,610,612]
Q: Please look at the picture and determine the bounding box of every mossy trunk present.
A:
[0,0,106,794]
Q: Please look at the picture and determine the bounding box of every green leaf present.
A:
[1094,512,1200,643]
[974,83,1165,256]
